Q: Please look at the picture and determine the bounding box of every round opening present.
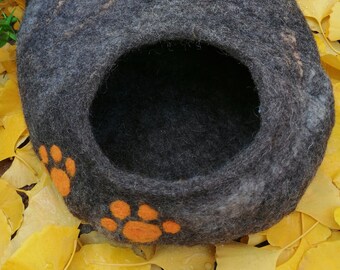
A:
[90,40,260,181]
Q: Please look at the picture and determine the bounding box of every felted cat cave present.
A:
[17,0,334,245]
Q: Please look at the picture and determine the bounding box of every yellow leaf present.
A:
[296,170,340,229]
[0,79,22,117]
[0,73,8,87]
[320,84,340,178]
[133,245,156,261]
[79,231,112,246]
[0,114,27,161]
[301,215,331,245]
[298,240,340,270]
[266,212,301,248]
[0,45,15,63]
[276,239,310,270]
[266,212,330,260]
[68,243,151,270]
[247,233,267,246]
[2,225,79,270]
[2,157,37,189]
[328,3,340,41]
[333,171,340,189]
[276,248,296,266]
[306,17,321,32]
[15,0,25,9]
[216,243,280,270]
[328,231,340,242]
[321,54,340,70]
[1,61,17,73]
[323,63,340,84]
[23,171,51,199]
[15,129,29,147]
[0,63,6,74]
[309,19,340,57]
[0,179,24,233]
[296,0,338,23]
[313,33,340,66]
[0,210,11,258]
[150,245,216,270]
[6,6,24,21]
[268,213,330,268]
[1,184,80,263]
[2,141,47,188]
[334,207,340,226]
[79,230,127,250]
[314,34,328,55]
[6,72,17,84]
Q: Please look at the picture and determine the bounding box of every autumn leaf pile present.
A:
[0,0,340,269]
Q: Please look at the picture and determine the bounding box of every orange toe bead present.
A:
[162,221,181,234]
[100,218,118,232]
[138,204,159,221]
[50,145,62,163]
[110,200,131,220]
[65,157,76,177]
[38,145,48,164]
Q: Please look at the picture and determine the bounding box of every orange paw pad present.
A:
[50,145,62,162]
[38,144,77,197]
[162,220,181,234]
[100,218,117,232]
[65,157,76,177]
[110,200,131,220]
[50,168,71,196]
[122,221,162,243]
[101,201,181,243]
[138,204,159,221]
[39,145,48,164]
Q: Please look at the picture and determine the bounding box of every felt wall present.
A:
[17,0,334,245]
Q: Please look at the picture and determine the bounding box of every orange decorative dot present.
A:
[110,200,131,220]
[38,145,48,164]
[50,145,62,163]
[138,204,159,221]
[65,157,76,177]
[122,221,162,243]
[100,217,118,232]
[162,221,181,234]
[50,167,71,196]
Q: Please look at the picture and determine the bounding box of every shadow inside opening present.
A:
[90,40,260,181]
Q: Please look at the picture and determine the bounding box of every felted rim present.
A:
[83,38,267,197]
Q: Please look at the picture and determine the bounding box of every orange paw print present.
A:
[100,200,181,243]
[38,145,76,197]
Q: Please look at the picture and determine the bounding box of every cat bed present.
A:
[17,0,334,245]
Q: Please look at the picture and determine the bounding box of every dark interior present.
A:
[90,40,260,181]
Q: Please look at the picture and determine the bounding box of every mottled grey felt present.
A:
[17,0,334,245]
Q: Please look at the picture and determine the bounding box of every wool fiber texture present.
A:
[17,0,334,245]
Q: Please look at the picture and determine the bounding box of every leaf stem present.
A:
[318,21,340,54]
[282,220,320,250]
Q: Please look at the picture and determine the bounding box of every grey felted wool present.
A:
[17,0,334,245]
